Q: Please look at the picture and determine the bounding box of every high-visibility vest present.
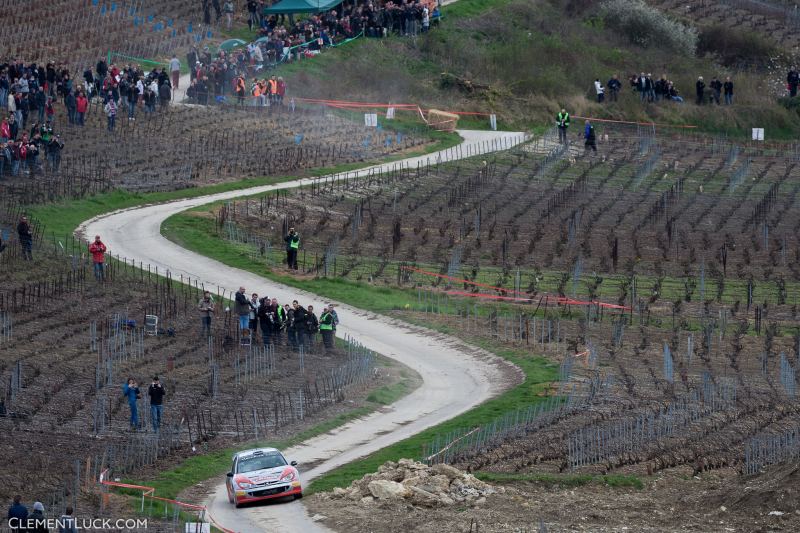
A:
[320,312,333,331]
[290,236,299,250]
[252,84,261,97]
[557,112,570,127]
[268,79,277,95]
[276,306,285,321]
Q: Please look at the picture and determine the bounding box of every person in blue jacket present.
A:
[584,120,597,154]
[122,378,140,430]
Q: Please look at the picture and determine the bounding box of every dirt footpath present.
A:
[307,462,800,532]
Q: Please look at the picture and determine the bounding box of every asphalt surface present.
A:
[79,129,526,533]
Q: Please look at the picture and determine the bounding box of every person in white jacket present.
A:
[594,79,605,103]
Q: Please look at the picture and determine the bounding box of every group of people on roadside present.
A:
[7,495,78,533]
[95,58,174,131]
[208,286,339,353]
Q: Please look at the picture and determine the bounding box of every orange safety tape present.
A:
[100,471,235,533]
[570,115,698,129]
[444,289,632,310]
[401,266,630,310]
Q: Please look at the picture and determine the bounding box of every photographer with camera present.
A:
[122,378,141,431]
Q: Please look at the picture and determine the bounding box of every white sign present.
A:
[185,524,210,533]
[364,113,378,127]
[751,128,764,141]
[489,114,497,131]
[386,107,395,120]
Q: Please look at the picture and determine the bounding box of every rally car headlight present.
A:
[238,481,254,489]
[280,471,296,482]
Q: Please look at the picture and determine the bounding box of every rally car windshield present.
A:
[237,453,287,473]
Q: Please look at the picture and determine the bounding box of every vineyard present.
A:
[0,200,390,525]
[199,124,800,524]
[0,102,427,204]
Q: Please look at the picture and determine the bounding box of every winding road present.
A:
[78,130,526,533]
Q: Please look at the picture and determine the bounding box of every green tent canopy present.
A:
[219,38,247,51]
[263,0,343,15]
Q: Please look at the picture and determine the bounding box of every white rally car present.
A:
[226,447,302,507]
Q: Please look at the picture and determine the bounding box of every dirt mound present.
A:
[716,462,800,514]
[324,459,501,507]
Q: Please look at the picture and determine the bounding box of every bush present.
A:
[601,0,697,56]
[697,25,780,67]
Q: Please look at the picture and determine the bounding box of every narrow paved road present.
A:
[79,130,526,533]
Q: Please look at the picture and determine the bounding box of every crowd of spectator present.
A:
[229,285,340,353]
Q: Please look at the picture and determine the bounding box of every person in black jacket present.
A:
[787,67,799,97]
[695,76,706,105]
[607,74,621,102]
[305,305,319,350]
[292,301,307,351]
[723,77,734,105]
[709,77,722,105]
[257,297,273,346]
[147,376,165,433]
[17,215,32,260]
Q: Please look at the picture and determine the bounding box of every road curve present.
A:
[78,130,526,533]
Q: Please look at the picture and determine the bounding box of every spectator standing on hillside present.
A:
[249,292,259,335]
[75,91,88,125]
[709,77,722,105]
[284,227,299,270]
[695,77,705,105]
[122,378,140,431]
[235,286,251,333]
[328,303,339,333]
[58,506,78,533]
[556,109,570,145]
[247,0,259,31]
[584,120,597,154]
[788,67,799,97]
[104,93,116,131]
[284,303,297,349]
[7,495,28,532]
[28,502,47,533]
[292,300,308,350]
[158,81,171,109]
[319,305,335,352]
[17,215,32,261]
[148,376,165,433]
[257,297,273,346]
[223,1,234,29]
[723,77,734,105]
[169,55,181,90]
[593,79,604,103]
[607,74,621,102]
[88,234,107,281]
[306,304,319,349]
[198,290,215,336]
[271,297,285,345]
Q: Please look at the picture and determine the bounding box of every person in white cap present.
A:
[29,502,48,533]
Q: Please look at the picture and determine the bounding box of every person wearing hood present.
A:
[29,501,48,533]
[584,120,597,154]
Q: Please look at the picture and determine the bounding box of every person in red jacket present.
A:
[75,91,88,126]
[88,234,108,281]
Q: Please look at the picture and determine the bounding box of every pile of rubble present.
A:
[326,459,501,507]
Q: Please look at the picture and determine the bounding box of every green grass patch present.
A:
[474,471,644,489]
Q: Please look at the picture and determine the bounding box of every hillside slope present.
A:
[280,0,800,138]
